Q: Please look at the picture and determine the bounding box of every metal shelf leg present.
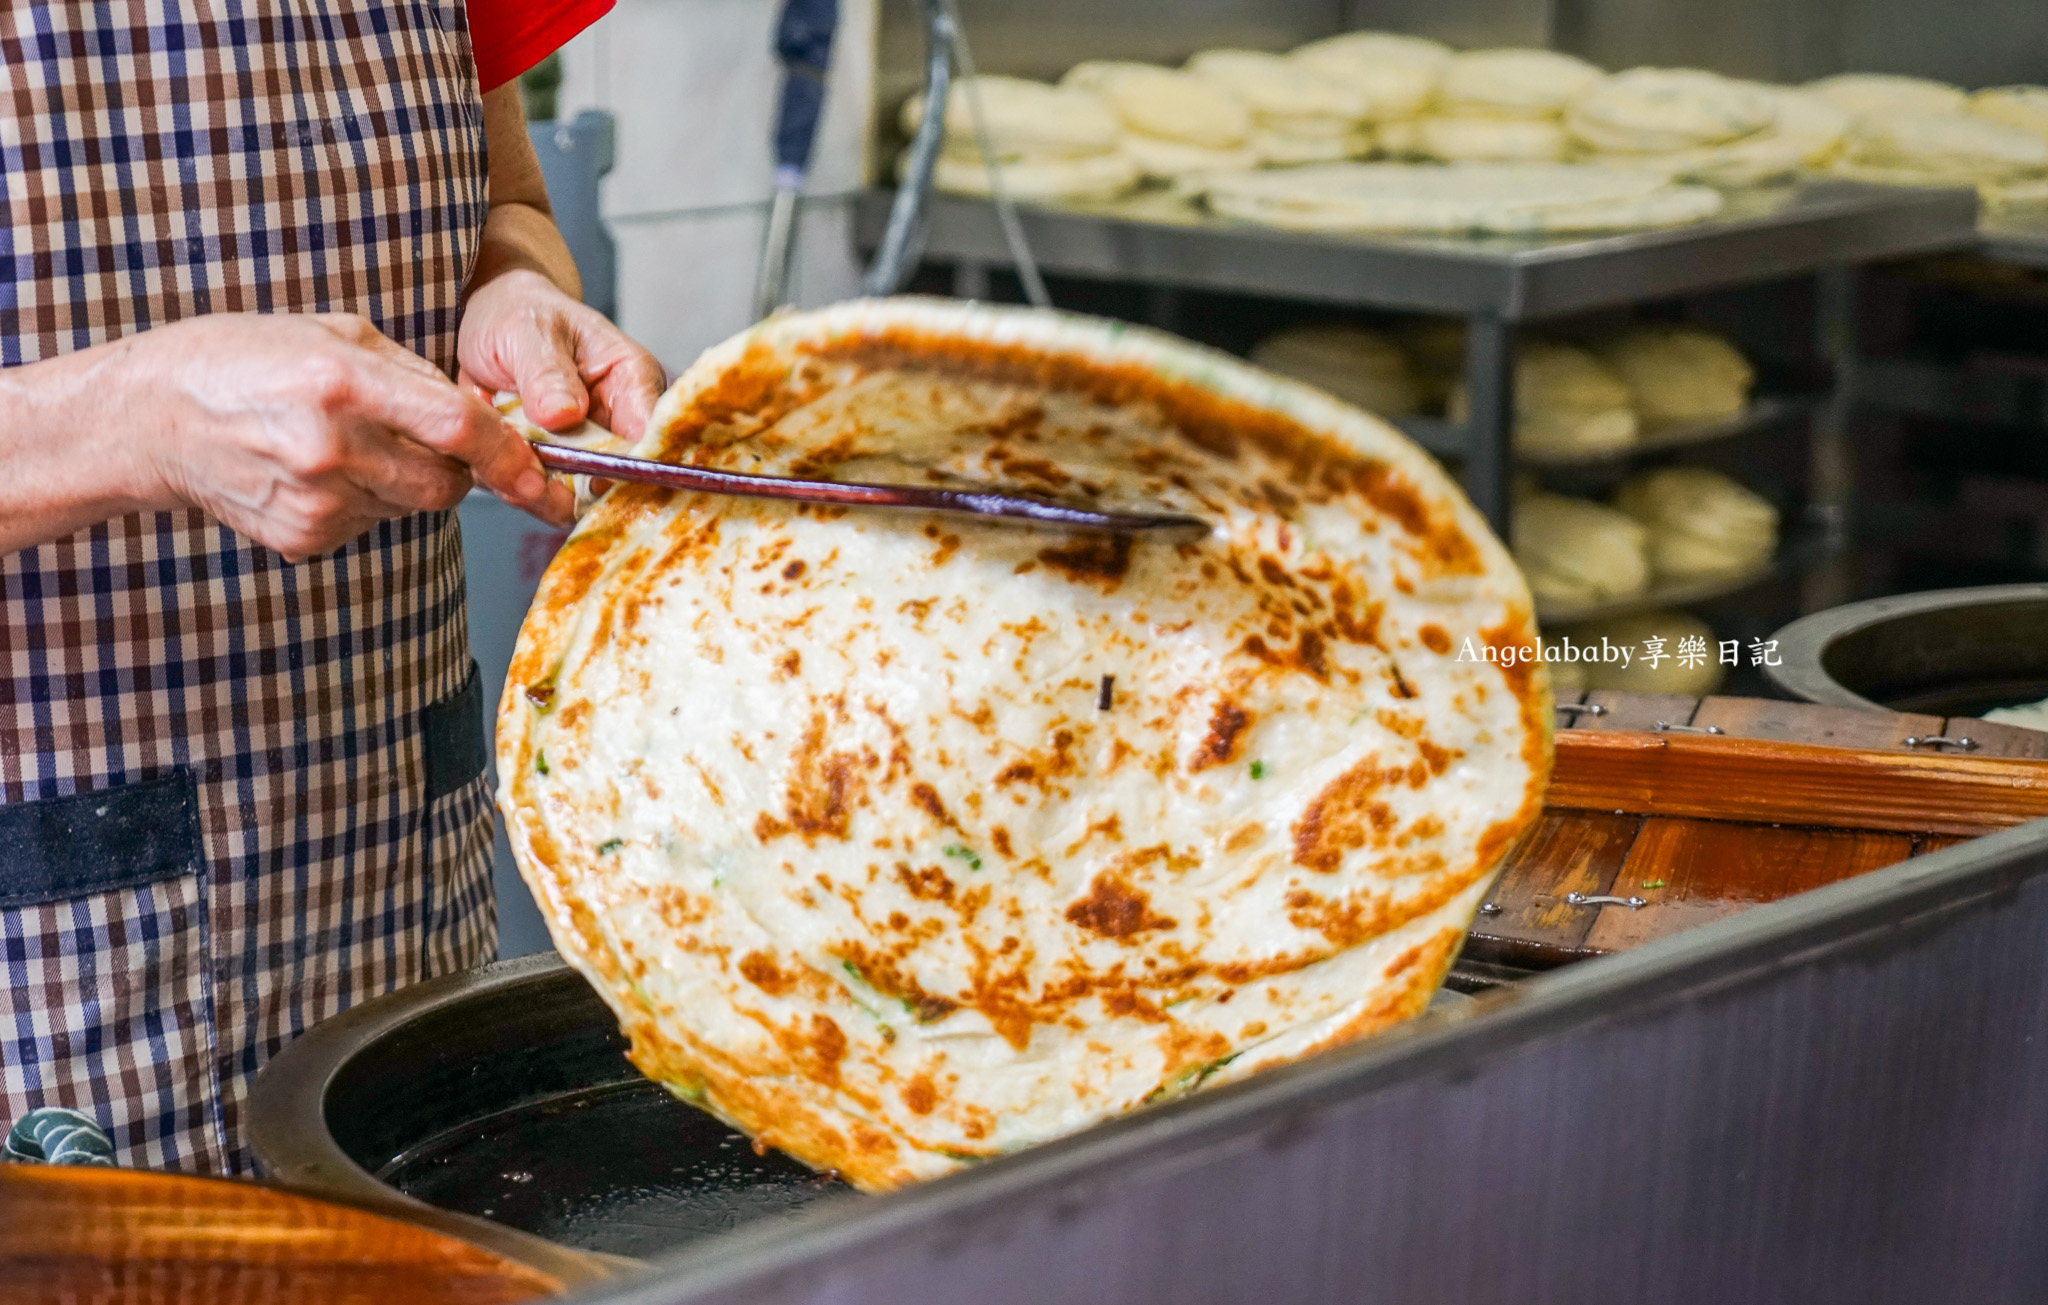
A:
[1804,266,1857,611]
[952,259,990,301]
[1463,314,1514,535]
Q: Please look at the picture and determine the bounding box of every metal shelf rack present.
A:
[853,180,1978,543]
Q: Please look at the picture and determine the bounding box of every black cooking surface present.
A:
[375,1077,850,1260]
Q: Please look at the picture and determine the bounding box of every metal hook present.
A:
[1554,703,1608,718]
[1565,892,1648,908]
[1477,902,1502,915]
[1653,721,1724,735]
[1903,734,1979,751]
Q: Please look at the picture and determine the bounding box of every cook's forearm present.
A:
[468,84,582,301]
[0,341,162,552]
[469,201,583,302]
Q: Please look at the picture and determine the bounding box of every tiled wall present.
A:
[557,0,880,373]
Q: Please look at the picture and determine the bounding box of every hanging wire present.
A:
[937,0,1051,308]
[861,0,951,296]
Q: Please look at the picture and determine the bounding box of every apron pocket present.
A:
[0,771,219,1171]
[423,662,488,802]
[0,770,203,908]
[419,663,497,971]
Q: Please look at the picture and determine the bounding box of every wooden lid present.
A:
[0,1165,568,1305]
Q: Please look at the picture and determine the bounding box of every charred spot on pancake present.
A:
[902,1076,938,1115]
[1064,873,1177,940]
[1388,660,1417,699]
[911,782,953,827]
[896,863,957,903]
[1292,756,1426,874]
[773,650,802,680]
[1419,624,1452,654]
[1036,534,1133,590]
[839,946,961,1024]
[655,338,806,457]
[806,1014,847,1083]
[739,950,797,996]
[783,559,806,580]
[754,712,865,844]
[1190,699,1251,771]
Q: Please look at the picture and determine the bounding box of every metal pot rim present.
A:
[248,952,626,1286]
[1766,582,2048,709]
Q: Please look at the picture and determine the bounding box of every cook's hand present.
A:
[456,268,666,445]
[124,312,574,561]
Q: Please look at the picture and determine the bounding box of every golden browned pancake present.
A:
[498,299,1550,1191]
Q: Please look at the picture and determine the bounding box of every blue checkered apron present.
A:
[0,1,496,1173]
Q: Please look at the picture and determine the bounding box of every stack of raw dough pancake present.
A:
[1248,319,1754,456]
[499,298,1552,1192]
[1565,69,1847,186]
[1401,47,1603,163]
[1512,491,1651,609]
[1449,338,1639,459]
[1509,466,1778,613]
[1462,324,1753,456]
[1596,325,1755,429]
[899,29,2048,217]
[1185,48,1376,164]
[1288,32,1448,160]
[1614,466,1779,581]
[1247,323,1423,417]
[900,75,1138,201]
[1812,74,2048,208]
[1062,61,1259,181]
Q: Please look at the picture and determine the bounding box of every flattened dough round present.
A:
[901,75,1121,158]
[1970,86,2048,142]
[1250,323,1424,416]
[499,299,1552,1192]
[1123,133,1263,179]
[1594,324,1754,426]
[1438,48,1603,119]
[1187,48,1371,124]
[1251,125,1376,165]
[1200,161,1717,234]
[1291,33,1446,120]
[1062,61,1253,148]
[1417,115,1568,163]
[1843,109,2048,177]
[920,147,1139,201]
[1804,72,1966,120]
[1615,466,1778,580]
[1511,492,1650,608]
[1565,68,1776,153]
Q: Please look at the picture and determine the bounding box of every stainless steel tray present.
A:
[856,179,1977,321]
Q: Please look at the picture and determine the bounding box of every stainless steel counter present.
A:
[853,180,1977,321]
[855,179,1976,536]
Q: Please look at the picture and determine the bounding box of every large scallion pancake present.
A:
[498,299,1550,1191]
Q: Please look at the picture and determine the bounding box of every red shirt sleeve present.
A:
[468,0,616,92]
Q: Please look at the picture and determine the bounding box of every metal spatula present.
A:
[496,396,1207,535]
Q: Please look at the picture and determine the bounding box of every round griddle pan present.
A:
[249,954,854,1262]
[253,955,1478,1263]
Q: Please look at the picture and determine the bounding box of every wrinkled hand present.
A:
[456,268,666,446]
[128,312,573,561]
